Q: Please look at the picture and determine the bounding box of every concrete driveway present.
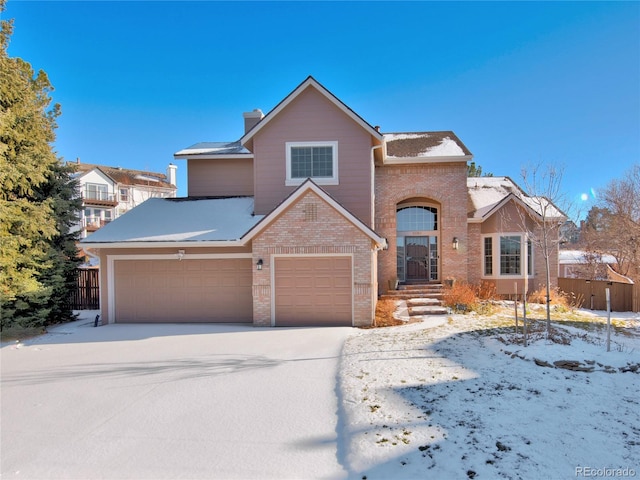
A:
[1,314,353,479]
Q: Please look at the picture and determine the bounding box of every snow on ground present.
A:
[339,308,640,479]
[3,309,638,479]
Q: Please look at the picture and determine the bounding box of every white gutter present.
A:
[371,143,383,227]
[173,153,254,160]
[80,240,246,249]
[383,154,473,165]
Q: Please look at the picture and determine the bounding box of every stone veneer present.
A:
[252,190,377,327]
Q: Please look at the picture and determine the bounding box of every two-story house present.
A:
[72,160,178,238]
[81,77,565,326]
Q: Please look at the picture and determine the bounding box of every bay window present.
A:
[482,234,533,278]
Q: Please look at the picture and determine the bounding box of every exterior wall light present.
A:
[257,258,263,270]
[177,249,185,261]
[452,237,459,250]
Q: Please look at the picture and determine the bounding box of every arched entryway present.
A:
[396,201,440,282]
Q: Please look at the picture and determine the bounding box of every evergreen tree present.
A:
[1,2,81,329]
[467,161,493,177]
[36,161,82,323]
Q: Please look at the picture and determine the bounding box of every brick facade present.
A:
[374,162,469,292]
[252,191,377,327]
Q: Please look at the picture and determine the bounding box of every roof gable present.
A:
[467,176,566,223]
[243,179,386,248]
[74,163,175,190]
[77,167,115,186]
[241,76,383,150]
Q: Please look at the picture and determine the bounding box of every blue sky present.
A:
[4,1,639,219]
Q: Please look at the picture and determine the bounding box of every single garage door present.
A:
[274,256,352,326]
[114,258,252,323]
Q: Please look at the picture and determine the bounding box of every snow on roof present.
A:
[81,197,263,243]
[384,132,470,158]
[467,177,523,219]
[467,176,565,221]
[73,163,175,189]
[559,250,618,265]
[174,141,251,157]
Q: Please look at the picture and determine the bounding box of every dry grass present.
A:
[442,282,477,309]
[0,326,46,342]
[442,281,496,314]
[372,298,405,328]
[528,286,584,312]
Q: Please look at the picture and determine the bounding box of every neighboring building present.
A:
[558,250,632,283]
[81,77,565,326]
[72,160,177,238]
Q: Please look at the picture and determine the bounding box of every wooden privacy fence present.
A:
[558,278,639,313]
[70,268,100,310]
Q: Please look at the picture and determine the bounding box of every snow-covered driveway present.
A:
[1,316,352,479]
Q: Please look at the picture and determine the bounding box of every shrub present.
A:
[475,281,497,301]
[443,282,478,312]
[374,298,404,328]
[528,286,576,311]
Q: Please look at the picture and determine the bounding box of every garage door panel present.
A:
[274,256,352,327]
[114,258,252,323]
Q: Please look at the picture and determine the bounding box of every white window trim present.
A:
[481,233,534,279]
[285,141,339,186]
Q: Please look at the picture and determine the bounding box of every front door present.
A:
[404,236,438,282]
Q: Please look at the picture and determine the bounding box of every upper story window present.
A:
[84,183,109,201]
[397,206,438,232]
[119,188,129,203]
[286,141,338,186]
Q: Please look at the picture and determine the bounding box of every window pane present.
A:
[397,206,437,231]
[500,236,521,275]
[396,237,405,281]
[484,237,493,275]
[291,147,312,178]
[291,146,334,178]
[312,146,333,177]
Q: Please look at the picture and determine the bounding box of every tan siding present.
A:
[253,87,373,225]
[187,158,254,197]
[479,200,559,295]
[480,201,536,234]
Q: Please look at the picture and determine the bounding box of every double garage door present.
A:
[113,256,352,326]
[114,258,252,323]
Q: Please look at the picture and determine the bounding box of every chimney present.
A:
[243,109,264,134]
[167,163,177,189]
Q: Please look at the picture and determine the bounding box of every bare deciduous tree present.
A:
[585,164,640,283]
[518,164,569,335]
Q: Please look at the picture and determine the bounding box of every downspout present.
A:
[370,143,384,321]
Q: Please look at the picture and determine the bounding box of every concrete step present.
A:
[382,283,448,316]
[407,298,441,306]
[409,305,448,316]
[382,291,444,300]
